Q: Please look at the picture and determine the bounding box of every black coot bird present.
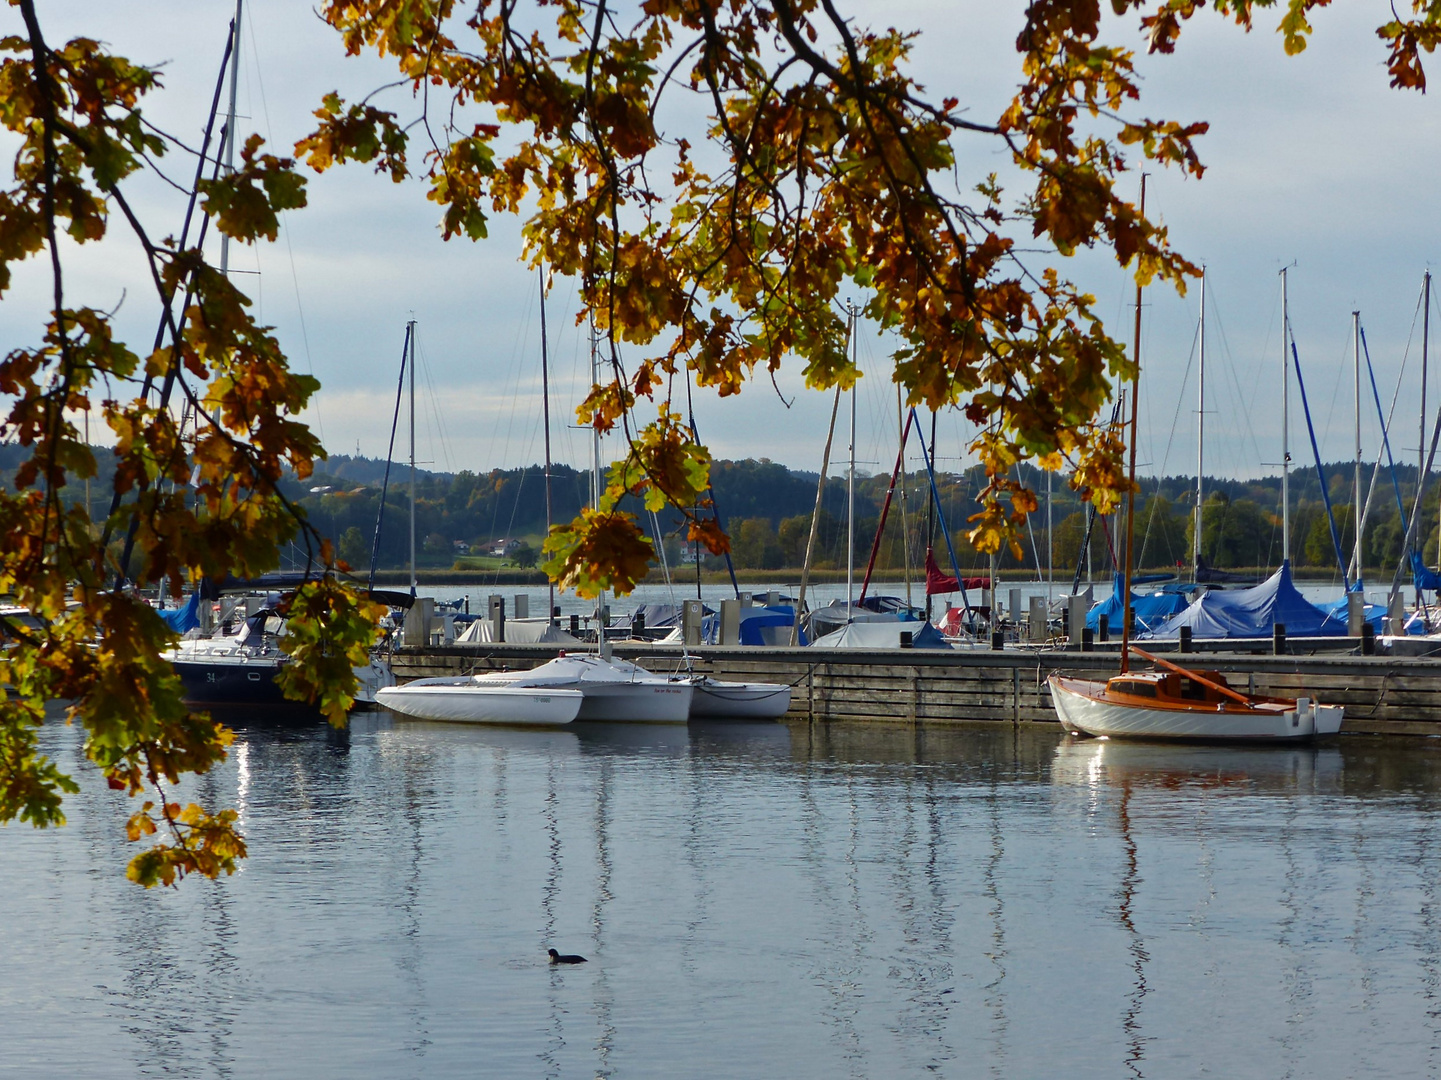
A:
[548,948,587,965]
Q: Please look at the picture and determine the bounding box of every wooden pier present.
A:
[389,642,1441,736]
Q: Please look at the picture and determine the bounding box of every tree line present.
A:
[285,454,1441,579]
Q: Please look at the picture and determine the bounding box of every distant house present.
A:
[482,538,523,557]
[452,540,470,555]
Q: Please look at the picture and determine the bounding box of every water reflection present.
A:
[982,782,1009,1079]
[1050,736,1346,797]
[14,718,1441,1078]
[1115,785,1150,1079]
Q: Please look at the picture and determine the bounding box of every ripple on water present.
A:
[6,720,1441,1078]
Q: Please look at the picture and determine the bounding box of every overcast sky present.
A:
[4,1,1439,489]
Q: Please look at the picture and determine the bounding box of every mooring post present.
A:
[1179,626,1192,654]
[1012,668,1020,724]
[1273,623,1287,655]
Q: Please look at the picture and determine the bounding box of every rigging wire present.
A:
[244,14,323,445]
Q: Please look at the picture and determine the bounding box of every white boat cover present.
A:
[456,618,581,645]
[810,620,952,649]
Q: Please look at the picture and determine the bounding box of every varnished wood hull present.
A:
[1048,674,1344,742]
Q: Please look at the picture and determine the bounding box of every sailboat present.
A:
[163,5,395,711]
[379,298,693,723]
[1047,189,1344,742]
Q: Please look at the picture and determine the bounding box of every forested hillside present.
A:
[291,454,1441,578]
[4,442,1436,578]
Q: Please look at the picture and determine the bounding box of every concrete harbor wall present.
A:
[389,642,1441,736]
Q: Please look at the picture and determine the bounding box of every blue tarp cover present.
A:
[1317,580,1425,635]
[701,605,806,646]
[1086,577,1190,634]
[157,592,200,633]
[1143,561,1345,639]
[1413,553,1441,593]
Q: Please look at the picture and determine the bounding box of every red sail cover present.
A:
[925,547,988,595]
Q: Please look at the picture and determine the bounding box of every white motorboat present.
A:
[375,678,582,725]
[478,653,694,722]
[1048,650,1343,743]
[686,677,792,719]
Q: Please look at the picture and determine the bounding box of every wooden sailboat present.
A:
[1047,183,1343,742]
[1050,647,1343,740]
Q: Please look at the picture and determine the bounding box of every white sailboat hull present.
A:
[1049,674,1344,742]
[377,678,582,725]
[571,680,694,722]
[688,679,792,719]
[476,653,694,722]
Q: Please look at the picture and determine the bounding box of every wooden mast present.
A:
[1120,175,1146,675]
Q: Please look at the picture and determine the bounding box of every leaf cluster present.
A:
[303,0,1437,590]
[0,3,377,884]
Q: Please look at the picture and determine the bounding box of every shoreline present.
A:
[366,566,1365,588]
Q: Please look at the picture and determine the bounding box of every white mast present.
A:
[1425,271,1434,572]
[220,0,242,277]
[846,304,856,614]
[1353,310,1363,587]
[1195,267,1206,579]
[1046,467,1053,607]
[1281,267,1291,562]
[408,319,417,597]
[591,319,606,648]
[540,267,555,624]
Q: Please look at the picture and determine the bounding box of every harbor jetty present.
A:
[390,642,1441,736]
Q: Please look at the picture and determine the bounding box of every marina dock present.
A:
[390,643,1441,736]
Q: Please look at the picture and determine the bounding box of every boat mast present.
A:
[898,382,912,608]
[1046,466,1053,609]
[591,318,605,647]
[846,304,856,616]
[539,266,555,624]
[1281,267,1291,562]
[408,318,417,598]
[792,387,844,646]
[1426,271,1437,576]
[1195,267,1205,581]
[1120,176,1146,675]
[219,0,242,277]
[1425,271,1432,504]
[1353,310,1363,585]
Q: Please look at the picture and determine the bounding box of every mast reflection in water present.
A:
[7,718,1441,1078]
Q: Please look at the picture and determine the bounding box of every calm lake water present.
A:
[7,714,1441,1078]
